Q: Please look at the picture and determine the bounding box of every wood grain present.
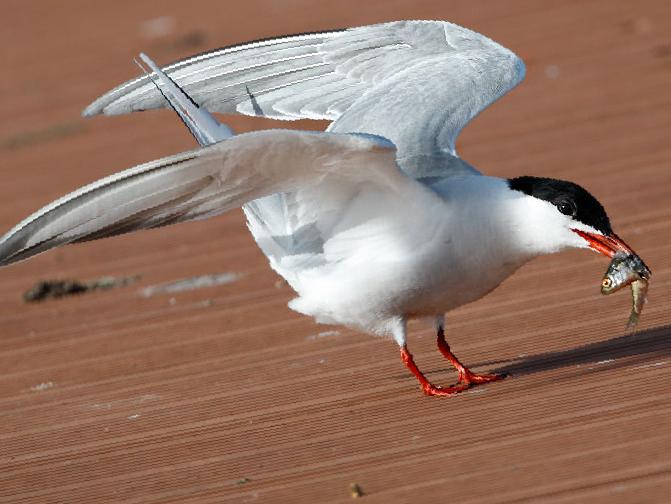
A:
[1,1,670,502]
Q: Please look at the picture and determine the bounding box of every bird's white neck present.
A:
[431,175,584,263]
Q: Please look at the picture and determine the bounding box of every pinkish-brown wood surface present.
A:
[1,1,670,502]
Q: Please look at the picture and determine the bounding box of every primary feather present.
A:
[0,130,438,267]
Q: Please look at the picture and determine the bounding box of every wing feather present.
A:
[83,20,525,173]
[0,130,439,266]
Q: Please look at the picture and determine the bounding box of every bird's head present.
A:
[506,176,640,259]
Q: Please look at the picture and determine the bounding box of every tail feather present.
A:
[136,52,233,146]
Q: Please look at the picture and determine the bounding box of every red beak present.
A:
[572,229,636,258]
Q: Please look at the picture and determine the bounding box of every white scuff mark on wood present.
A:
[82,394,161,411]
[140,16,176,39]
[139,272,242,298]
[30,381,55,392]
[305,330,341,341]
[635,361,667,369]
[127,414,141,420]
[587,358,616,370]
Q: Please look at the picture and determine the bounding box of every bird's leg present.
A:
[400,345,470,396]
[436,326,504,385]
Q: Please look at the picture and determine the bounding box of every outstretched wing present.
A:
[0,130,443,266]
[83,20,525,173]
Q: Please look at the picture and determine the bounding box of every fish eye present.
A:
[602,278,612,288]
[557,200,576,217]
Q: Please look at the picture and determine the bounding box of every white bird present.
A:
[0,20,644,396]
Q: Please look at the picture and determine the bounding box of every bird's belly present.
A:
[401,265,514,316]
[291,245,528,332]
[381,239,527,317]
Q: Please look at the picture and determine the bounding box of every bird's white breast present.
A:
[288,176,538,335]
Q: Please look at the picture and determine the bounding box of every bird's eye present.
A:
[557,200,576,216]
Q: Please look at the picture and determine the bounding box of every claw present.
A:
[437,326,504,388]
[422,382,470,397]
[458,370,506,385]
[401,345,468,398]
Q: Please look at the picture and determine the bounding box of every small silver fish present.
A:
[601,253,651,330]
[601,254,639,294]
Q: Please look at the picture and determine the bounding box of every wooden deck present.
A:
[1,1,670,502]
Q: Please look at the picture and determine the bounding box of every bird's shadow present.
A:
[476,324,671,378]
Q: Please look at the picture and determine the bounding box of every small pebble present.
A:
[349,483,364,498]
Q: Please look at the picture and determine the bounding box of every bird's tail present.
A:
[135,52,234,146]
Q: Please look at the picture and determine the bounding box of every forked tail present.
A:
[135,52,234,146]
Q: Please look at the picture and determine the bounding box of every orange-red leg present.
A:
[400,345,470,396]
[436,326,505,385]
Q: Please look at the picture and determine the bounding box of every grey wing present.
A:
[0,130,438,267]
[83,20,525,178]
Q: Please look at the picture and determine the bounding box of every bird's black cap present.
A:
[508,176,612,234]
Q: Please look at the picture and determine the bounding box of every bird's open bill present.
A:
[573,229,638,259]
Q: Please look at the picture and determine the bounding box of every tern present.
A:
[0,20,646,396]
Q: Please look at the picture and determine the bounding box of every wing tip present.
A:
[82,71,156,118]
[0,231,29,267]
[81,103,100,117]
[80,28,352,121]
[82,96,115,117]
[514,54,527,82]
[82,99,150,118]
